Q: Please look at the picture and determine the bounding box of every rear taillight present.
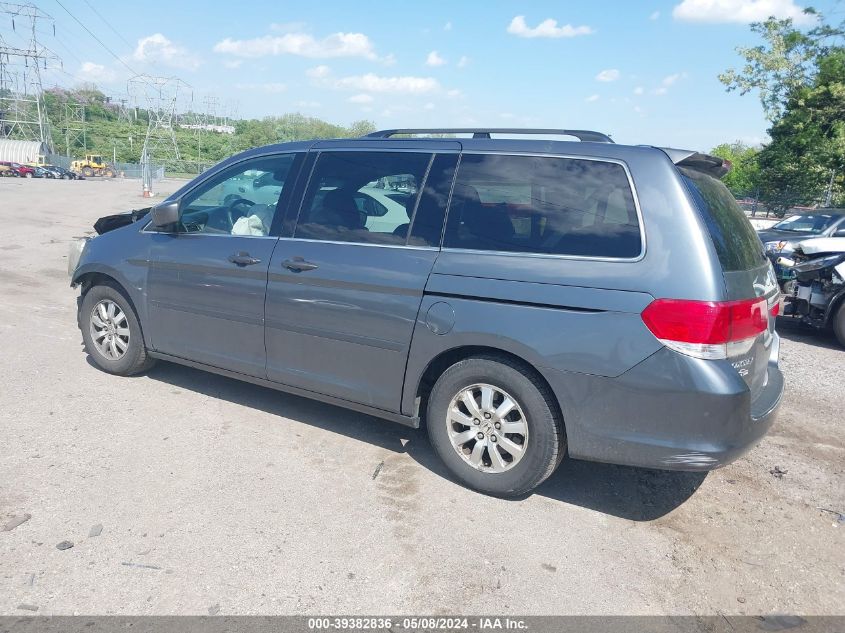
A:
[641,298,768,360]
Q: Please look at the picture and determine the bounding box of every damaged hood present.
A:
[798,237,845,256]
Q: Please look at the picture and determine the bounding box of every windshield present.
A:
[772,213,837,234]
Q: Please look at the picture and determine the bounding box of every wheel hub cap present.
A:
[446,383,529,473]
[89,299,130,361]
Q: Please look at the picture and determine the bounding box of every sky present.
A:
[10,0,845,149]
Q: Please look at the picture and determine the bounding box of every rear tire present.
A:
[833,302,845,348]
[79,283,155,376]
[426,355,565,497]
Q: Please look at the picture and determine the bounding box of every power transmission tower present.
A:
[61,99,84,156]
[112,94,133,124]
[129,74,191,194]
[128,74,191,166]
[0,2,60,150]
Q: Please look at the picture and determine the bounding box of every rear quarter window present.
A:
[443,154,642,258]
[680,167,766,271]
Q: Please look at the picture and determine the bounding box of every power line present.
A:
[51,0,143,82]
[80,0,133,50]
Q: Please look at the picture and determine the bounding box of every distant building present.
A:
[178,124,235,134]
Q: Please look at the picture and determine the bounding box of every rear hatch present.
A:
[678,160,779,401]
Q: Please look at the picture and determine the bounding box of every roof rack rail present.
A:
[364,128,614,143]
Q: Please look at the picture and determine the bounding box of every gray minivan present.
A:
[71,128,783,496]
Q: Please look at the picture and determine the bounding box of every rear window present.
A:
[681,167,765,271]
[443,154,642,258]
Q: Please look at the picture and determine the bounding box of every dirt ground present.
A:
[0,177,842,615]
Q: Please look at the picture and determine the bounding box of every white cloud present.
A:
[334,73,440,94]
[223,60,242,69]
[77,61,116,82]
[424,102,435,110]
[133,33,201,70]
[306,65,331,79]
[653,72,688,95]
[426,50,446,67]
[446,88,462,98]
[457,55,470,68]
[295,100,321,108]
[672,0,815,24]
[585,94,600,102]
[662,72,687,86]
[506,15,594,38]
[235,82,287,94]
[633,86,645,95]
[650,10,661,19]
[444,21,453,31]
[213,31,378,59]
[595,69,620,82]
[348,93,374,103]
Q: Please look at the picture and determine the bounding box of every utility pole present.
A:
[823,167,838,208]
[0,2,60,150]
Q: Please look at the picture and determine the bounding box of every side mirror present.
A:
[150,200,180,227]
[834,228,845,238]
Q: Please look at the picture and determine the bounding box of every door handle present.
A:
[228,252,261,266]
[282,257,319,272]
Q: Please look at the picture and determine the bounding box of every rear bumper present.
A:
[543,335,784,471]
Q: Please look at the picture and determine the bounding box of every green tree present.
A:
[756,49,845,212]
[719,11,843,121]
[710,141,761,197]
[720,11,845,212]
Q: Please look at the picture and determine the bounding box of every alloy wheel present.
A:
[89,300,130,360]
[446,383,529,473]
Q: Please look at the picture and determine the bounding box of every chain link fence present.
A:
[46,154,165,181]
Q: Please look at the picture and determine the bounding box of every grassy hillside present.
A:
[30,86,375,172]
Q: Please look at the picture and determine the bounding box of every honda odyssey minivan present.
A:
[70,128,784,496]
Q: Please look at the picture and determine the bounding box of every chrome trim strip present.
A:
[275,236,438,251]
[141,223,279,239]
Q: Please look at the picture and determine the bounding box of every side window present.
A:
[408,154,459,247]
[295,151,432,245]
[443,154,642,258]
[175,154,298,236]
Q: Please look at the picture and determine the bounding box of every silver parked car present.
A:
[70,128,783,497]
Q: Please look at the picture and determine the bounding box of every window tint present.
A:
[680,167,766,271]
[443,154,642,258]
[296,151,432,245]
[175,154,297,236]
[408,154,459,246]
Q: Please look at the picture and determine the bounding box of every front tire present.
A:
[833,302,845,348]
[426,356,565,497]
[79,283,155,375]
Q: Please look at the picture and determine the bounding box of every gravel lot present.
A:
[0,177,843,616]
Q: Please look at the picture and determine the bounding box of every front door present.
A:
[265,150,458,412]
[145,152,301,377]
